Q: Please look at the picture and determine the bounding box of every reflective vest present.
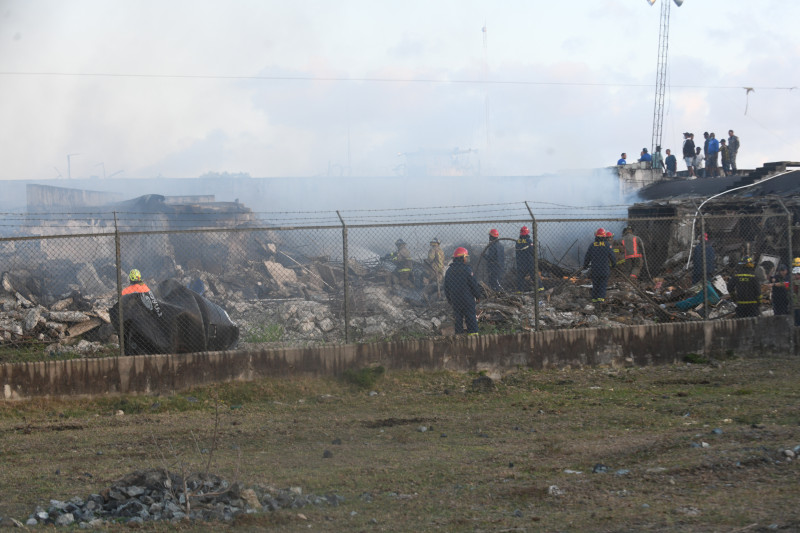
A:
[122,283,151,295]
[622,234,642,259]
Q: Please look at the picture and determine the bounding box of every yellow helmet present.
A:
[793,257,800,267]
[129,269,142,283]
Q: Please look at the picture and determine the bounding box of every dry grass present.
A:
[1,355,800,531]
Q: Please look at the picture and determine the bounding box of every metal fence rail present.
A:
[0,208,795,358]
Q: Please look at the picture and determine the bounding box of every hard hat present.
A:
[793,266,800,275]
[793,257,800,267]
[605,231,614,239]
[129,269,142,283]
[595,228,606,238]
[623,226,633,234]
[740,256,754,267]
[519,226,530,236]
[430,237,440,244]
[395,239,406,246]
[489,229,499,238]
[453,247,469,258]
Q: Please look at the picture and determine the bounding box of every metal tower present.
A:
[650,0,671,158]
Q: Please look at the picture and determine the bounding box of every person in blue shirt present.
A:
[665,148,677,177]
[617,153,627,165]
[638,148,652,164]
[706,132,720,177]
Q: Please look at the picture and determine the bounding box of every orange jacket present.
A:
[622,234,643,259]
[122,283,151,295]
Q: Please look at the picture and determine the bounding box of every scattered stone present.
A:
[323,450,333,458]
[711,428,723,435]
[471,375,494,392]
[417,426,427,433]
[547,485,564,496]
[592,464,609,474]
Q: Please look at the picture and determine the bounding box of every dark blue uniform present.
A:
[485,239,505,291]
[727,266,760,318]
[692,241,715,284]
[515,234,535,291]
[583,237,616,302]
[444,260,482,334]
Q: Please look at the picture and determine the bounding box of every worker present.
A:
[769,264,790,316]
[621,226,644,279]
[605,231,625,271]
[485,229,505,292]
[122,269,151,296]
[692,233,715,285]
[386,239,413,288]
[792,264,800,326]
[515,226,536,292]
[583,228,616,303]
[444,247,482,335]
[425,238,445,283]
[726,256,760,318]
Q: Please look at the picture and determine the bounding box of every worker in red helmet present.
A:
[583,227,616,303]
[485,229,505,292]
[515,226,537,292]
[444,247,482,335]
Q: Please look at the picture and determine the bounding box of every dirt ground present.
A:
[1,354,799,532]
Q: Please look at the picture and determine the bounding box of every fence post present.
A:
[114,212,125,357]
[525,202,539,330]
[778,199,795,334]
[700,215,709,316]
[336,211,350,343]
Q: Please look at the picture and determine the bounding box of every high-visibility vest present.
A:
[122,283,151,295]
[622,234,642,259]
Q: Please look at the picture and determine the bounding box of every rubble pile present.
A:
[23,469,342,527]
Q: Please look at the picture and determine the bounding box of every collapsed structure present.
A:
[0,163,798,359]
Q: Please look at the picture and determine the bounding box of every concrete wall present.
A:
[1,315,793,400]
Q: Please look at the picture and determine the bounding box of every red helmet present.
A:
[605,231,614,238]
[519,226,530,236]
[595,228,606,238]
[489,228,499,238]
[453,247,469,258]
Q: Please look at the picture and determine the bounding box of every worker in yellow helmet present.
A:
[122,269,151,296]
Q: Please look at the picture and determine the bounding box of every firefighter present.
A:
[726,256,760,318]
[386,239,413,288]
[426,238,445,284]
[444,247,482,335]
[793,265,800,326]
[583,228,616,303]
[515,226,536,292]
[621,226,644,279]
[122,269,151,296]
[605,231,625,271]
[485,228,505,292]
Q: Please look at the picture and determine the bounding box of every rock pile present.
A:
[24,469,343,527]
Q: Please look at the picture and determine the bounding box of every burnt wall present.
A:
[1,315,794,400]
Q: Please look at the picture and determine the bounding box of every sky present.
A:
[0,0,799,182]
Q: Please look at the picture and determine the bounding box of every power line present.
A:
[0,71,796,91]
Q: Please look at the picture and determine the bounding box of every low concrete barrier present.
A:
[1,315,793,400]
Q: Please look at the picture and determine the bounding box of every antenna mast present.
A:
[651,0,671,157]
[482,23,490,175]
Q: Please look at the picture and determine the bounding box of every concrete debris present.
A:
[24,469,343,526]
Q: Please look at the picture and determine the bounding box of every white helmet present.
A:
[793,267,800,275]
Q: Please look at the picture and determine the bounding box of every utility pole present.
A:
[67,153,80,179]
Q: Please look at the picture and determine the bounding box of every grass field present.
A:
[1,354,799,531]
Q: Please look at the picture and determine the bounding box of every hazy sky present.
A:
[1,0,798,181]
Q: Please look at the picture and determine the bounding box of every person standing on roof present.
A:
[638,148,652,165]
[706,133,720,177]
[617,153,627,165]
[727,256,760,318]
[665,149,677,178]
[515,226,536,292]
[653,146,665,174]
[720,139,731,176]
[122,269,151,295]
[682,132,696,177]
[728,129,740,173]
[485,229,505,292]
[583,228,616,304]
[622,226,645,279]
[444,247,482,335]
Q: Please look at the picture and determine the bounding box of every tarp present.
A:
[110,278,239,355]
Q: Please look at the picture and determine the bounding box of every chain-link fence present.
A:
[1,205,796,359]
